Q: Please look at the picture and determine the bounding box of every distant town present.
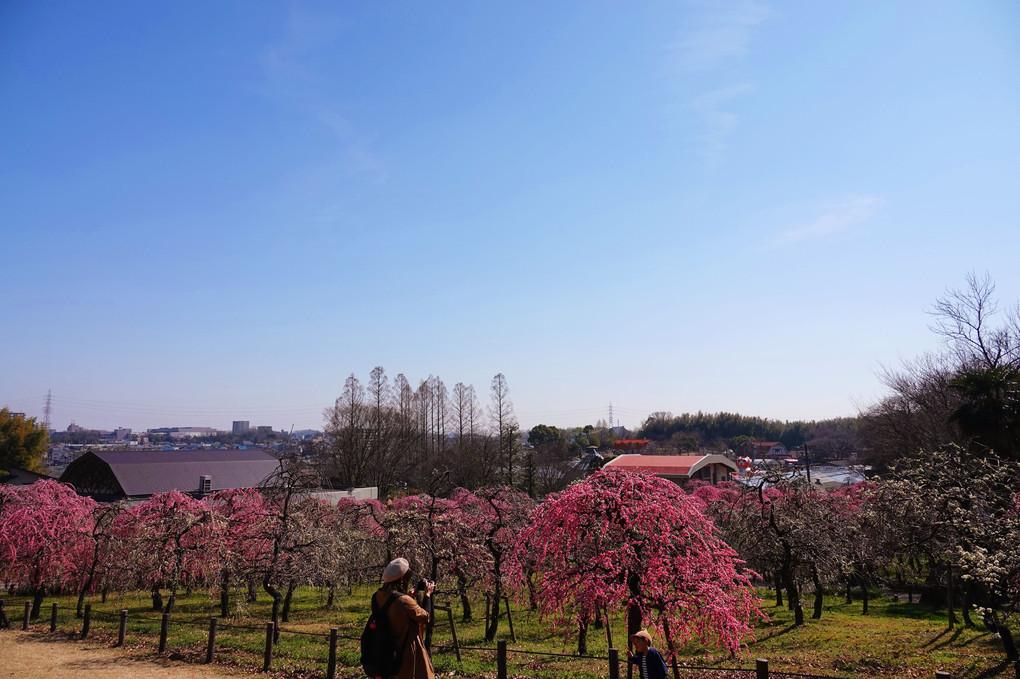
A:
[46,420,322,475]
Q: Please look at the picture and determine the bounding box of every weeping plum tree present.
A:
[124,490,218,614]
[513,468,765,662]
[208,488,274,614]
[0,480,96,618]
[454,486,535,641]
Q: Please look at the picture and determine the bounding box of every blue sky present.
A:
[3,1,1019,433]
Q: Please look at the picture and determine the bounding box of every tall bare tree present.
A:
[862,273,1020,468]
[489,373,520,487]
[322,374,371,488]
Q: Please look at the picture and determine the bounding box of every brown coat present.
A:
[373,588,434,679]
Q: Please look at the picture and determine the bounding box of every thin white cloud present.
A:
[663,1,769,165]
[259,7,386,184]
[669,0,770,72]
[689,82,755,164]
[778,196,885,244]
[261,5,346,83]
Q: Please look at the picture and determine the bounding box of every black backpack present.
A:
[360,592,408,678]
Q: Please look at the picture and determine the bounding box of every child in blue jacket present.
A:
[627,630,668,679]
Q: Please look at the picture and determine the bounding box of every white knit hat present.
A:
[382,558,410,583]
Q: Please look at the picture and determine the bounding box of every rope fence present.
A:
[0,597,978,679]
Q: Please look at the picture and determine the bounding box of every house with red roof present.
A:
[738,440,790,460]
[602,453,737,485]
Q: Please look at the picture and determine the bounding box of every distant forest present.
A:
[634,411,861,461]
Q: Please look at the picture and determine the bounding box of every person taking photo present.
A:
[374,557,435,679]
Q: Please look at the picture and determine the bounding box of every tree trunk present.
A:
[577,619,588,656]
[484,590,501,642]
[484,547,506,642]
[31,587,45,619]
[326,585,335,609]
[780,546,803,626]
[985,613,1020,662]
[526,567,538,612]
[811,565,823,619]
[861,583,869,616]
[247,580,258,603]
[946,568,956,629]
[151,586,163,612]
[603,607,613,651]
[282,582,296,622]
[961,584,975,628]
[662,617,682,679]
[774,572,783,607]
[845,581,853,605]
[164,587,177,615]
[264,581,282,642]
[627,571,643,679]
[220,570,231,618]
[77,561,98,619]
[455,568,472,622]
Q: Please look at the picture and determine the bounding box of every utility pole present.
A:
[804,443,812,484]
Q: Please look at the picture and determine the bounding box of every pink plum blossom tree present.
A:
[121,490,219,614]
[453,486,535,640]
[0,480,97,617]
[513,468,765,662]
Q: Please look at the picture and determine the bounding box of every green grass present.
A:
[1,587,1015,678]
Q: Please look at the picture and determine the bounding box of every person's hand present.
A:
[424,580,435,597]
[626,648,633,658]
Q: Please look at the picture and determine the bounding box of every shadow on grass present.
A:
[751,622,801,644]
[974,661,1013,679]
[882,601,951,621]
[957,631,994,647]
[925,626,962,649]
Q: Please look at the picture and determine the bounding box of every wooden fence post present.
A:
[756,658,769,679]
[445,607,461,663]
[81,603,91,638]
[609,648,620,679]
[503,596,516,643]
[50,603,58,633]
[497,639,507,679]
[935,672,950,679]
[118,609,128,646]
[158,612,170,654]
[206,617,218,663]
[263,622,274,672]
[22,601,31,630]
[326,627,338,679]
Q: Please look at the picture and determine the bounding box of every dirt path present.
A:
[0,630,246,679]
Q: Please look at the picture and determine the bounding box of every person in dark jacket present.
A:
[627,629,668,679]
